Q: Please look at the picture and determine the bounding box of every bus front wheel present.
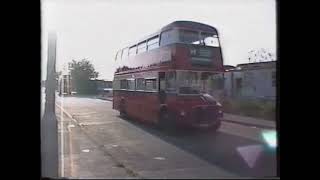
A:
[209,121,221,132]
[158,110,176,132]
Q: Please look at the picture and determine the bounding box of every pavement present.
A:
[56,107,135,178]
[54,95,277,179]
[56,107,237,179]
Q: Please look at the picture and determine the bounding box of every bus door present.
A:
[143,77,158,122]
[158,72,166,104]
[135,78,146,120]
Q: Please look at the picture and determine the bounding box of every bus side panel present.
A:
[139,92,159,124]
[136,92,144,120]
[126,91,142,121]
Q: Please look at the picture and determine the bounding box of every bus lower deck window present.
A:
[145,79,157,91]
[136,78,145,90]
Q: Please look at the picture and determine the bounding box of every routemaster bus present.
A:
[113,21,224,131]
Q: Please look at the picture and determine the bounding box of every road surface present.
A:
[54,95,277,178]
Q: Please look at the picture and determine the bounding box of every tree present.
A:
[248,48,276,63]
[69,59,99,94]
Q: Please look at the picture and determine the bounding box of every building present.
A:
[58,74,72,95]
[91,79,113,97]
[57,73,113,96]
[223,61,276,100]
[93,79,112,90]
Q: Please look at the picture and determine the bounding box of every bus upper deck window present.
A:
[147,36,159,50]
[160,29,179,46]
[122,48,129,59]
[129,46,137,57]
[179,30,199,44]
[115,51,119,61]
[137,41,147,54]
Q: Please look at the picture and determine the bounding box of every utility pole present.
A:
[41,32,59,178]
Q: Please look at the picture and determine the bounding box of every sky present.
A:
[41,0,276,80]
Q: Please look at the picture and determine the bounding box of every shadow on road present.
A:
[117,115,277,178]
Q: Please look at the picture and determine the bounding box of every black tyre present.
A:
[157,110,176,132]
[119,100,127,117]
[209,121,221,132]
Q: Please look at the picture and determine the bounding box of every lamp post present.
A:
[41,32,59,178]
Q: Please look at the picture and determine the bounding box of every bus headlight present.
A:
[216,102,222,107]
[180,110,186,116]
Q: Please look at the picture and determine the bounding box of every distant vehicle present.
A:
[112,21,224,131]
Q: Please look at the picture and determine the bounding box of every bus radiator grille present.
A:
[193,106,218,124]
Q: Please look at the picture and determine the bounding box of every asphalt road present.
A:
[54,95,277,178]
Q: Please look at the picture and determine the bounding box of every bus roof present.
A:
[161,21,218,34]
[118,21,218,53]
[139,21,218,42]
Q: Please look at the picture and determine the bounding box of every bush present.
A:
[222,99,237,113]
[222,98,276,121]
[261,101,276,120]
[238,99,264,117]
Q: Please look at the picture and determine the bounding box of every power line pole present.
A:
[41,32,59,178]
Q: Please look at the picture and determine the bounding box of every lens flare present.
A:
[262,130,277,148]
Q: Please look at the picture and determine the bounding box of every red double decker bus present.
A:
[113,21,224,131]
